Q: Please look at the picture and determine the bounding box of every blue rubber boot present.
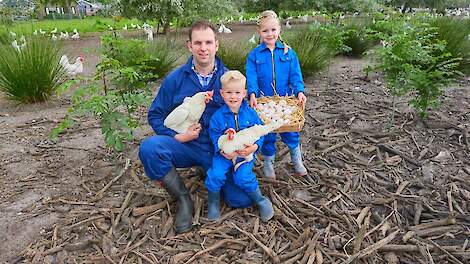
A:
[207,191,221,221]
[262,155,276,179]
[246,187,274,222]
[290,146,307,176]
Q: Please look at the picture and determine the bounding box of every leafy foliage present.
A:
[0,36,66,103]
[370,19,462,117]
[52,35,182,151]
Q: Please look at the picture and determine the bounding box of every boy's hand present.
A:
[249,93,258,108]
[175,123,201,143]
[297,92,307,108]
[221,150,238,160]
[236,144,258,157]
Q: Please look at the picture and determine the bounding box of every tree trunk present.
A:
[163,21,170,35]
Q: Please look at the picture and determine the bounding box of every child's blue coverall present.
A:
[245,41,305,156]
[139,56,252,208]
[205,100,264,193]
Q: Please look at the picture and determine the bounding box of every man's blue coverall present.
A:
[139,56,252,208]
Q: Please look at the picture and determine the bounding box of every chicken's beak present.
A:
[224,128,235,141]
[79,55,84,62]
[204,90,214,104]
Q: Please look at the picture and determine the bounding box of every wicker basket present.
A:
[255,95,305,133]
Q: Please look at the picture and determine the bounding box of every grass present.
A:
[217,38,255,73]
[1,17,151,37]
[285,28,335,77]
[429,16,470,75]
[340,20,376,57]
[0,36,66,103]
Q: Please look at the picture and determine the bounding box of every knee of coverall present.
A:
[261,133,277,156]
[280,132,300,149]
[205,155,233,192]
[139,136,173,180]
[233,161,258,193]
[222,172,253,208]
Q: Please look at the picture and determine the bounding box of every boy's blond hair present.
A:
[220,70,246,89]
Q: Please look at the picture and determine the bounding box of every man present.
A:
[139,21,252,234]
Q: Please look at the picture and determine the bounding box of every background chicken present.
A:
[218,120,285,162]
[60,55,84,76]
[164,91,213,134]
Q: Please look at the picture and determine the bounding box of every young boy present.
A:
[205,70,274,222]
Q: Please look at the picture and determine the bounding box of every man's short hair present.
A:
[188,20,217,41]
[220,70,246,89]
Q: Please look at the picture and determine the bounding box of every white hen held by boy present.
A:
[218,120,284,162]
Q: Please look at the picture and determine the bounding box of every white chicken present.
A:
[12,40,26,52]
[285,20,292,30]
[143,27,153,41]
[218,120,285,164]
[60,55,84,76]
[71,30,80,40]
[164,91,214,134]
[248,34,257,44]
[218,23,232,34]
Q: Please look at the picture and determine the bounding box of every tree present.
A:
[120,0,236,34]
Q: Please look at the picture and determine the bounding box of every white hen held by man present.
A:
[164,91,214,134]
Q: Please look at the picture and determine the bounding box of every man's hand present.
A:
[236,144,258,157]
[174,123,201,143]
[221,150,238,160]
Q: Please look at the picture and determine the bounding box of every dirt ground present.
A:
[0,23,469,263]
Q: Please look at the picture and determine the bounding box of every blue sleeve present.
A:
[289,49,305,96]
[246,50,260,97]
[209,112,225,153]
[148,77,177,137]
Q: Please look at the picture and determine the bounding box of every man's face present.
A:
[187,28,219,68]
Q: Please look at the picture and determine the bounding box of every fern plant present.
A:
[371,20,462,118]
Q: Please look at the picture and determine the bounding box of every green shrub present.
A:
[371,20,462,118]
[285,28,335,77]
[340,21,376,57]
[101,35,182,81]
[146,38,184,78]
[0,37,66,103]
[53,35,182,151]
[217,39,254,72]
[429,16,470,75]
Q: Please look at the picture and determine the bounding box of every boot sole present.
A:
[175,224,192,234]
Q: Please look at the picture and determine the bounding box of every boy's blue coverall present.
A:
[139,56,252,208]
[246,41,305,156]
[205,100,264,193]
